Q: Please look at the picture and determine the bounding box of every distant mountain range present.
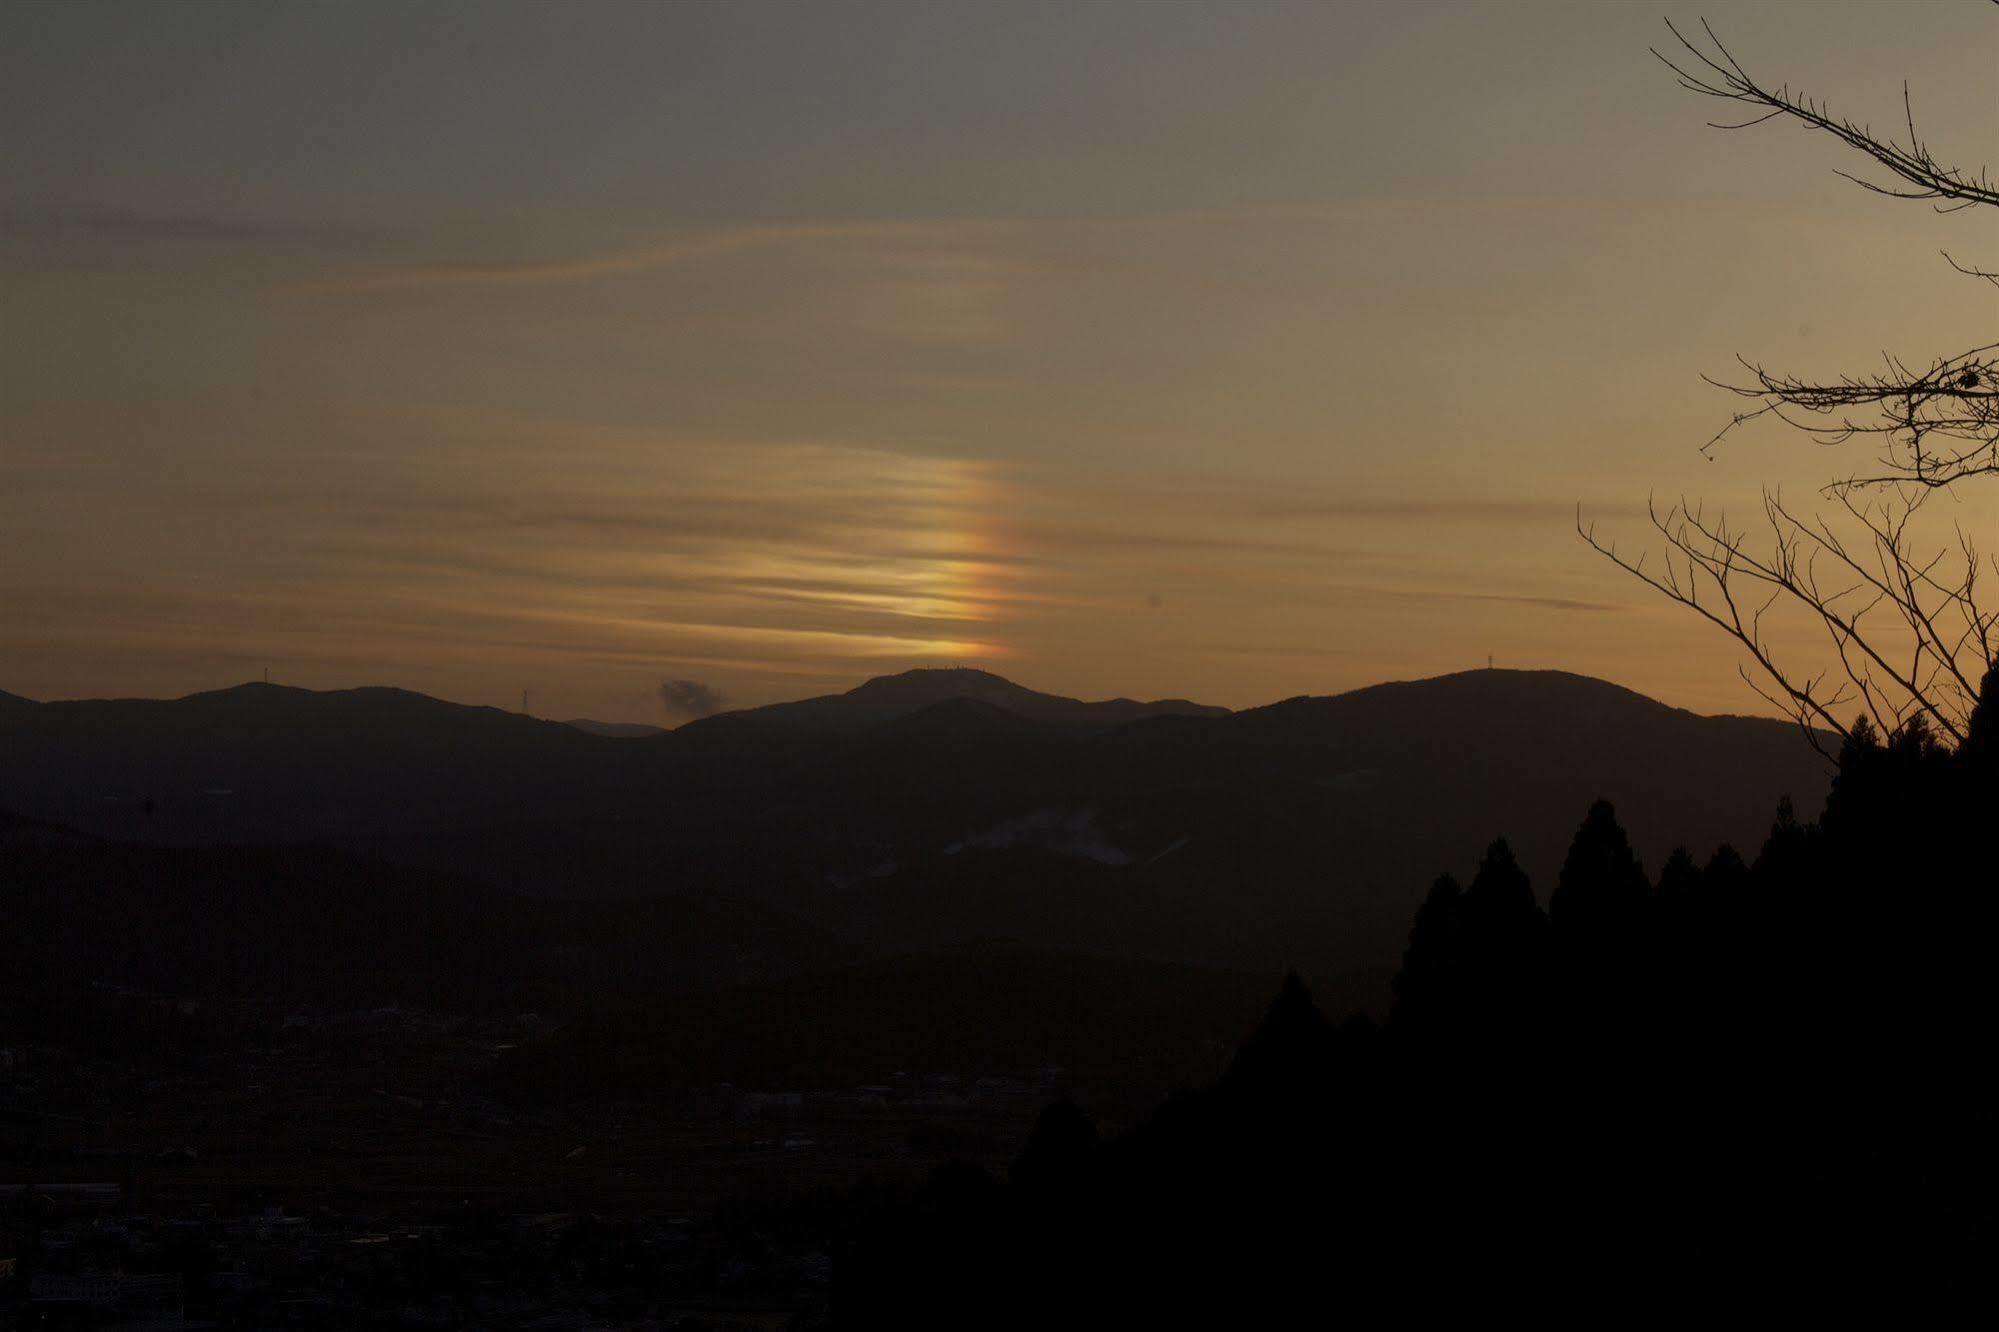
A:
[0,666,1830,1008]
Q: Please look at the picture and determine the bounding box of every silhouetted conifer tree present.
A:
[1452,838,1547,1041]
[1649,845,1703,999]
[1957,663,1999,772]
[1550,798,1650,942]
[1390,873,1461,1030]
[1547,799,1655,1052]
[1460,838,1539,936]
[1701,842,1747,894]
[1753,794,1809,882]
[1655,845,1699,901]
[1224,971,1341,1101]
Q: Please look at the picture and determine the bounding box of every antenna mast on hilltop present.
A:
[521,688,532,717]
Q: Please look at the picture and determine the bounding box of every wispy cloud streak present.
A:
[285,220,977,295]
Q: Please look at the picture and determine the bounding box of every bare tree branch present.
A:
[1651,21,1998,493]
[1584,489,1994,752]
[1587,18,1997,749]
[1653,20,1999,209]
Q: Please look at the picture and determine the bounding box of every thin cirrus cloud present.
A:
[292,424,1628,684]
[0,423,1025,685]
[1419,588,1622,614]
[1003,472,1650,531]
[1242,497,1648,524]
[276,197,1683,299]
[280,219,1000,296]
[295,437,1021,670]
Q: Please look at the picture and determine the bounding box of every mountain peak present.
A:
[1240,667,1688,724]
[841,668,1022,707]
[717,668,1228,732]
[857,667,1014,689]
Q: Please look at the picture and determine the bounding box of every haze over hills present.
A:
[0,665,1829,1009]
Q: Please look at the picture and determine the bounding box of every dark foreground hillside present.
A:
[831,691,1999,1327]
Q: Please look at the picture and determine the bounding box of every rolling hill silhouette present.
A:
[0,667,1828,1004]
[4,680,593,748]
[693,666,1228,732]
[0,681,609,845]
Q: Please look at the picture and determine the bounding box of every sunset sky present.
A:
[4,0,1994,722]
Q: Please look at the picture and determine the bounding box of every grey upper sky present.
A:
[4,0,1994,720]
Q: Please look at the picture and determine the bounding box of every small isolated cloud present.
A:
[657,678,729,719]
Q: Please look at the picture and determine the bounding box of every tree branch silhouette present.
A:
[1588,16,1997,745]
[1653,19,1999,491]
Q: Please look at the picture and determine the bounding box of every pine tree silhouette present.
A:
[1391,873,1462,1030]
[1549,798,1649,941]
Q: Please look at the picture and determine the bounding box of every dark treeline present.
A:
[832,674,1999,1326]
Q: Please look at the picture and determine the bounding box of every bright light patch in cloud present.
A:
[315,428,1019,673]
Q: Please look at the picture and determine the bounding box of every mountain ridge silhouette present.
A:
[687,666,1230,733]
[0,666,1818,739]
[0,664,1832,1009]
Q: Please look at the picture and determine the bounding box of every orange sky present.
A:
[3,1,1993,721]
